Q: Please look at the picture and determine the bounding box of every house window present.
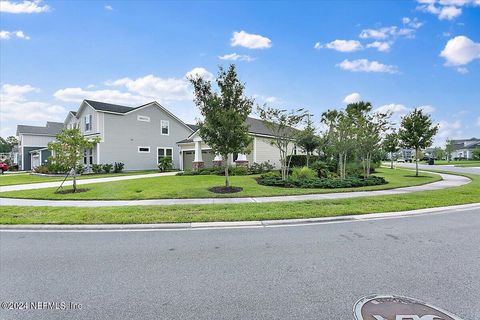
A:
[293,145,298,155]
[157,148,173,163]
[161,120,169,135]
[138,147,150,153]
[137,115,150,122]
[83,148,93,165]
[85,114,92,132]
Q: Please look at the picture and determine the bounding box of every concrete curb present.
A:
[1,203,479,231]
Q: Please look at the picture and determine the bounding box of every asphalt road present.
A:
[394,162,480,175]
[1,209,480,320]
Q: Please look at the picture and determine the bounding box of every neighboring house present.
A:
[16,122,64,170]
[449,138,480,160]
[398,148,415,161]
[63,100,195,170]
[177,117,301,170]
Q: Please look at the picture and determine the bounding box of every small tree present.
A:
[383,131,400,169]
[445,139,454,162]
[257,106,307,180]
[473,148,480,160]
[398,108,439,177]
[189,64,253,189]
[48,128,100,192]
[296,115,320,167]
[433,147,444,160]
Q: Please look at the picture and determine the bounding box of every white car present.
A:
[397,159,406,163]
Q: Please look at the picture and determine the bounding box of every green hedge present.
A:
[257,175,387,189]
[287,155,320,167]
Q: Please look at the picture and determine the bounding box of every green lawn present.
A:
[0,170,477,225]
[0,168,440,200]
[0,170,158,187]
[431,160,480,167]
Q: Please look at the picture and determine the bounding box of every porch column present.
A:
[213,154,223,167]
[235,153,249,167]
[193,140,204,170]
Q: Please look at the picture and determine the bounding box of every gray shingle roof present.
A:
[176,117,296,144]
[186,124,199,131]
[17,122,64,136]
[84,100,135,113]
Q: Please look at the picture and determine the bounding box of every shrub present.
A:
[47,161,68,174]
[92,164,103,174]
[114,162,124,173]
[102,163,113,173]
[291,166,316,180]
[310,161,330,178]
[158,157,173,172]
[33,165,49,174]
[229,166,248,176]
[258,175,387,189]
[287,155,320,167]
[76,164,85,174]
[249,161,275,174]
[260,171,281,179]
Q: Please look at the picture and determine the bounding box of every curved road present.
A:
[1,207,479,319]
[394,162,480,175]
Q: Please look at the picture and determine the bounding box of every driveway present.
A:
[394,162,480,175]
[1,207,479,319]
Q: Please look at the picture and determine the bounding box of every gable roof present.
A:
[84,100,134,113]
[17,121,64,136]
[177,117,297,144]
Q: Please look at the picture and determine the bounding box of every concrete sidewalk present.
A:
[0,171,178,193]
[0,171,471,207]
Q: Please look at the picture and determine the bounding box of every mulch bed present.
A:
[55,188,89,194]
[208,186,243,194]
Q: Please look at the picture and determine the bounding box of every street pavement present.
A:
[394,162,480,175]
[1,207,479,319]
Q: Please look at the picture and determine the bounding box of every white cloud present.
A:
[416,0,479,20]
[0,30,30,40]
[230,30,272,49]
[0,0,50,13]
[418,105,436,113]
[343,92,362,104]
[53,87,150,105]
[437,119,462,140]
[218,53,255,62]
[104,5,113,10]
[375,104,410,117]
[366,41,391,52]
[336,59,398,73]
[315,39,363,52]
[359,27,395,40]
[184,67,214,81]
[456,67,469,73]
[440,36,480,66]
[0,84,66,126]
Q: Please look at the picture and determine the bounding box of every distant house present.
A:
[16,122,64,170]
[449,138,480,160]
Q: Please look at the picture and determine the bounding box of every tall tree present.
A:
[346,101,390,178]
[296,115,320,167]
[383,131,400,169]
[433,147,444,160]
[48,128,100,192]
[0,136,18,153]
[257,106,307,180]
[189,64,253,189]
[398,108,439,177]
[445,139,454,163]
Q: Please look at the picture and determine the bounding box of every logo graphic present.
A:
[353,295,464,320]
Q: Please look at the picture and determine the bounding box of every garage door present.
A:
[182,150,215,170]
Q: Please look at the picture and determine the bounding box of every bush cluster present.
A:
[177,161,273,176]
[258,174,386,189]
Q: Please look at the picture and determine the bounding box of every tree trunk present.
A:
[306,153,310,168]
[72,168,77,192]
[390,152,394,169]
[343,153,347,179]
[415,147,419,177]
[338,153,343,179]
[224,154,229,188]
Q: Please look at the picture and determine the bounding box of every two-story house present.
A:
[63,100,195,170]
[16,121,64,170]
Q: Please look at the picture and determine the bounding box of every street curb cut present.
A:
[1,203,479,231]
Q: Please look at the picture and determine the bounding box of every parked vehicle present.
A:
[0,162,9,174]
[397,158,406,163]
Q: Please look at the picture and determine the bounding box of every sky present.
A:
[1,0,479,146]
